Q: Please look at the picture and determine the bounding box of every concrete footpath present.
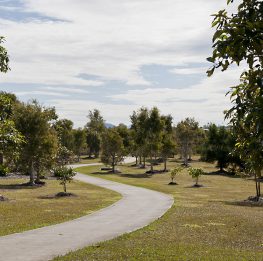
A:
[0,162,174,261]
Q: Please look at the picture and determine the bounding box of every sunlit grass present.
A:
[0,178,121,236]
[56,158,263,260]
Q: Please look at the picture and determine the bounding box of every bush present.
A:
[53,166,76,193]
[0,165,9,177]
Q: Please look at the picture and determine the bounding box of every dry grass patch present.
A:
[0,178,121,236]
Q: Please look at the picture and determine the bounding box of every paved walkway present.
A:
[0,162,173,261]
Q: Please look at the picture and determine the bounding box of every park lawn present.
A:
[71,155,101,165]
[55,158,263,261]
[0,178,121,236]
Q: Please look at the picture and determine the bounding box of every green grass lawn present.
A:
[55,158,263,260]
[0,178,121,236]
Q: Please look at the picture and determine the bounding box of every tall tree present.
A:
[130,108,149,167]
[73,128,87,162]
[175,118,199,166]
[86,109,105,158]
[54,119,74,151]
[101,129,125,173]
[160,115,175,172]
[208,0,263,199]
[114,124,131,155]
[201,124,232,172]
[14,101,58,185]
[0,92,23,166]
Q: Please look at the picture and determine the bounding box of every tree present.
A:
[201,124,232,172]
[145,107,164,173]
[73,128,87,161]
[86,109,105,158]
[101,129,125,173]
[160,115,175,172]
[175,118,200,166]
[14,100,58,185]
[114,124,132,154]
[0,92,23,167]
[169,166,182,185]
[54,166,76,194]
[0,36,9,73]
[130,108,149,167]
[54,119,74,151]
[208,0,263,199]
[188,168,204,187]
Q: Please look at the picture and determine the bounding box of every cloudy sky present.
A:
[0,0,242,127]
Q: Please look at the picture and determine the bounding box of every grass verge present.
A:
[0,178,121,236]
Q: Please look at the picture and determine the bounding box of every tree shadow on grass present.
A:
[91,171,153,179]
[0,183,40,190]
[203,170,240,179]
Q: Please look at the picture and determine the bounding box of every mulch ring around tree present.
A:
[0,195,8,201]
[168,182,178,185]
[38,192,77,199]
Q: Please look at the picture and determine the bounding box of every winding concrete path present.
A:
[0,161,173,261]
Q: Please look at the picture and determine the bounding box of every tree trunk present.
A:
[135,156,138,165]
[163,159,167,172]
[255,171,261,200]
[143,157,146,168]
[30,161,35,185]
[0,153,3,165]
[139,156,142,165]
[150,154,154,173]
[196,176,199,186]
[63,182,67,193]
[112,155,115,173]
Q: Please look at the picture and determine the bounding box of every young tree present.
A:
[101,129,125,173]
[86,109,105,158]
[114,124,132,154]
[14,100,58,185]
[188,168,205,187]
[175,118,200,166]
[169,166,182,185]
[54,166,76,194]
[208,0,263,199]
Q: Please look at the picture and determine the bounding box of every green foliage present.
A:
[54,119,74,151]
[201,124,233,171]
[101,129,125,172]
[175,118,200,166]
[86,109,105,158]
[188,167,204,186]
[0,92,24,166]
[170,166,182,183]
[72,128,87,161]
[56,145,74,166]
[0,36,10,73]
[0,165,9,177]
[208,0,263,198]
[14,100,58,184]
[54,166,76,193]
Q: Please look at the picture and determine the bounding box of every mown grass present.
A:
[0,178,121,236]
[71,155,101,165]
[55,158,263,260]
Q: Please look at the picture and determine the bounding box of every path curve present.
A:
[0,163,174,261]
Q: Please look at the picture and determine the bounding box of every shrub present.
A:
[188,167,204,187]
[0,165,9,177]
